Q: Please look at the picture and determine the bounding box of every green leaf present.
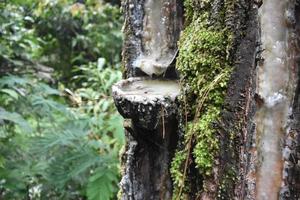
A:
[0,75,28,88]
[87,167,118,200]
[0,108,32,132]
[0,155,5,168]
[0,88,19,99]
[97,58,106,71]
[34,83,61,96]
[108,115,124,145]
[101,100,110,112]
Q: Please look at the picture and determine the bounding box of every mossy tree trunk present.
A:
[171,0,259,199]
[120,0,300,199]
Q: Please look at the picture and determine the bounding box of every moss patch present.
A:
[171,0,234,198]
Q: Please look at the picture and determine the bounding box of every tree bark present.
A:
[116,0,300,199]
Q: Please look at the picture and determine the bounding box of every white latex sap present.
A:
[133,0,177,76]
[256,1,292,199]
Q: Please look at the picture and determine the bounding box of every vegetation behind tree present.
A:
[0,0,124,199]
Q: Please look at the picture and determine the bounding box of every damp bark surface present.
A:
[112,78,180,199]
[222,3,259,199]
[115,0,183,199]
[121,0,183,77]
[117,0,300,199]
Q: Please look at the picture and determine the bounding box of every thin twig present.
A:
[161,105,166,139]
[176,72,228,199]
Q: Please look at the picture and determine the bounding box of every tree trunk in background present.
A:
[119,0,300,199]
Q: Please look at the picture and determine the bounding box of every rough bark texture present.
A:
[116,0,300,199]
[221,1,259,199]
[120,118,179,200]
[285,77,300,199]
[121,0,144,78]
[112,78,181,199]
[282,81,300,200]
[280,2,300,199]
[176,1,260,199]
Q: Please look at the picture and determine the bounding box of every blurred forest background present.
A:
[0,0,124,199]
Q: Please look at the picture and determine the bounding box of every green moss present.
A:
[170,149,190,199]
[174,17,231,174]
[171,150,186,187]
[183,0,211,23]
[217,166,237,199]
[171,0,234,198]
[192,106,220,175]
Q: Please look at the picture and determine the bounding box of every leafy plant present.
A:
[0,0,124,199]
[0,68,123,199]
[33,0,123,82]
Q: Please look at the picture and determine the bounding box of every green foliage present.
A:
[0,0,123,82]
[0,0,124,199]
[33,0,123,80]
[0,68,123,199]
[170,150,187,195]
[87,167,119,200]
[0,3,42,73]
[171,0,233,198]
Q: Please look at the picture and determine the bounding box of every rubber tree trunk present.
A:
[117,0,300,199]
[114,1,183,199]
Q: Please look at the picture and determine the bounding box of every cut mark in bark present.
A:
[256,1,297,199]
[133,0,180,76]
[112,77,181,199]
[113,78,180,102]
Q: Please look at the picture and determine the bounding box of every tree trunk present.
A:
[114,0,300,199]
